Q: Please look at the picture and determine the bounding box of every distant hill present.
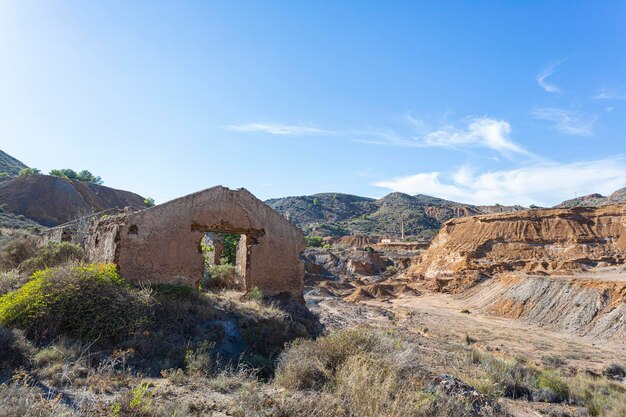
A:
[0,174,148,227]
[0,150,28,176]
[555,187,626,208]
[266,192,524,238]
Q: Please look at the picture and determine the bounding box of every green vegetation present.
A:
[17,241,83,274]
[0,234,38,271]
[304,235,324,247]
[0,150,29,177]
[143,196,156,207]
[49,168,103,184]
[463,347,626,413]
[0,210,41,231]
[0,263,152,343]
[110,381,156,417]
[243,286,263,301]
[201,263,239,290]
[221,233,240,265]
[0,238,82,274]
[17,167,40,176]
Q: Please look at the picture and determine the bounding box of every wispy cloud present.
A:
[531,107,597,137]
[592,88,626,100]
[373,157,626,206]
[225,123,332,136]
[536,61,564,93]
[355,117,531,157]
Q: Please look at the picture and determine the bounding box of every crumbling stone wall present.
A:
[42,187,305,297]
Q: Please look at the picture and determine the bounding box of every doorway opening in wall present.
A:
[200,232,246,291]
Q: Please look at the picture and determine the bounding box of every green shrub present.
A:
[0,234,37,271]
[184,340,216,376]
[17,168,40,177]
[202,264,241,290]
[275,327,407,391]
[0,263,153,343]
[18,241,83,274]
[243,286,263,302]
[109,381,156,417]
[304,236,324,248]
[536,372,570,403]
[469,348,572,403]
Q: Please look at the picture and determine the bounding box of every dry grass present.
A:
[457,347,626,415]
[0,234,37,271]
[0,372,79,417]
[232,327,504,417]
[0,269,29,296]
[569,374,626,417]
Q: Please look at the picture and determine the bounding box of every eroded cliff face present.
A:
[410,205,626,284]
[406,205,626,342]
[460,273,626,342]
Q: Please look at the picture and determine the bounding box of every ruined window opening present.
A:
[200,232,246,291]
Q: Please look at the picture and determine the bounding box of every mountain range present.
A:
[266,192,524,238]
[555,188,626,208]
[2,149,625,236]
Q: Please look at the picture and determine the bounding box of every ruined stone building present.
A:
[41,187,305,297]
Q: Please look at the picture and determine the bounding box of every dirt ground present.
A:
[306,285,626,417]
[308,289,624,374]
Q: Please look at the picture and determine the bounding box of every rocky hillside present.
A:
[0,150,28,176]
[555,187,626,208]
[406,205,626,342]
[0,174,148,227]
[266,192,523,238]
[410,205,626,283]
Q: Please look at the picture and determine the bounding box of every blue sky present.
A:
[1,1,625,206]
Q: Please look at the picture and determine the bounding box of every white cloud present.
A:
[424,118,530,155]
[531,107,597,136]
[537,61,563,93]
[592,88,626,100]
[225,123,331,136]
[355,117,531,157]
[373,157,626,206]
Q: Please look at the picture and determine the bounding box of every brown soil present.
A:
[0,174,147,226]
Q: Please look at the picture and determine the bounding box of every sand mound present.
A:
[344,287,374,303]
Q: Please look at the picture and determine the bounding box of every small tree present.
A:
[221,233,240,265]
[143,197,156,207]
[18,168,40,176]
[77,170,103,185]
[49,169,103,184]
